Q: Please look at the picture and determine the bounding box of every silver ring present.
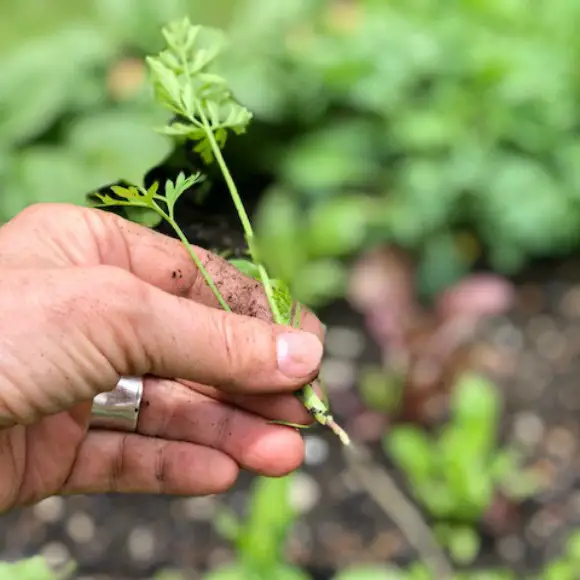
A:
[89,376,144,432]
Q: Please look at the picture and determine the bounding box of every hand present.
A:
[0,203,325,512]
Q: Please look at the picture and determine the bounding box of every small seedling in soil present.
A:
[0,556,74,580]
[385,372,539,566]
[93,18,349,445]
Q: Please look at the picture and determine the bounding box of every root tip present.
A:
[328,419,351,445]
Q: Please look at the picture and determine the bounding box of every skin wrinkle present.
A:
[110,433,131,493]
[219,310,237,389]
[0,433,22,507]
[208,401,236,453]
[58,437,84,497]
[67,210,103,267]
[20,414,82,506]
[83,269,153,378]
[153,442,167,487]
[147,294,194,376]
[178,248,209,302]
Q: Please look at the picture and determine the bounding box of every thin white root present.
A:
[343,443,455,579]
[328,418,351,445]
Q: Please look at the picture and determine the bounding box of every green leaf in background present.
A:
[384,158,460,249]
[542,560,575,580]
[236,476,297,572]
[254,186,306,283]
[358,365,403,413]
[406,562,432,580]
[0,556,74,580]
[228,258,261,279]
[290,259,347,307]
[305,195,372,259]
[385,426,434,485]
[446,525,481,566]
[489,449,540,501]
[280,121,381,195]
[332,564,407,580]
[479,154,580,257]
[1,110,173,223]
[202,564,250,580]
[416,231,471,299]
[390,103,466,153]
[123,206,163,227]
[451,373,499,454]
[0,26,114,146]
[565,530,580,562]
[416,482,458,519]
[1,147,89,218]
[437,423,494,519]
[67,111,172,193]
[93,0,195,52]
[213,504,241,543]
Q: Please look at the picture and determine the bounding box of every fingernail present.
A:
[277,331,323,379]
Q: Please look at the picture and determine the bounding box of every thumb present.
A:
[84,266,324,395]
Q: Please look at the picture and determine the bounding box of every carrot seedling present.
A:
[94,18,349,445]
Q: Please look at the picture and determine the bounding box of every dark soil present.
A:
[2,169,580,579]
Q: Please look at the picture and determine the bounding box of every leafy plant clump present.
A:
[385,373,539,566]
[93,18,350,445]
[0,557,73,580]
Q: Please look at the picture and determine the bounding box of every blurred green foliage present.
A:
[217,0,580,298]
[0,0,234,222]
[2,0,580,299]
[3,471,571,579]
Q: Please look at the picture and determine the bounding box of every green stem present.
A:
[197,108,282,324]
[162,210,232,312]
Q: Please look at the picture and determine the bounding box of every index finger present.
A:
[111,211,324,338]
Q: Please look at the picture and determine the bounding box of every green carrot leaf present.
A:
[164,171,204,215]
[145,17,252,164]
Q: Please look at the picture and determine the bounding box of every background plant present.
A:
[0,0,236,224]
[386,373,539,567]
[5,0,580,301]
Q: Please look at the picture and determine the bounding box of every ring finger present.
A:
[137,377,306,476]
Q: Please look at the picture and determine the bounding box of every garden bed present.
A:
[1,181,580,579]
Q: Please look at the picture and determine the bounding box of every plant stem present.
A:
[197,108,282,324]
[162,211,232,312]
[195,118,352,445]
[344,444,455,579]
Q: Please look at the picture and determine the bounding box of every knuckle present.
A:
[53,267,139,324]
[95,265,140,295]
[84,266,146,317]
[12,202,78,228]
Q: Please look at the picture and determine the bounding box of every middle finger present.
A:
[137,377,306,477]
